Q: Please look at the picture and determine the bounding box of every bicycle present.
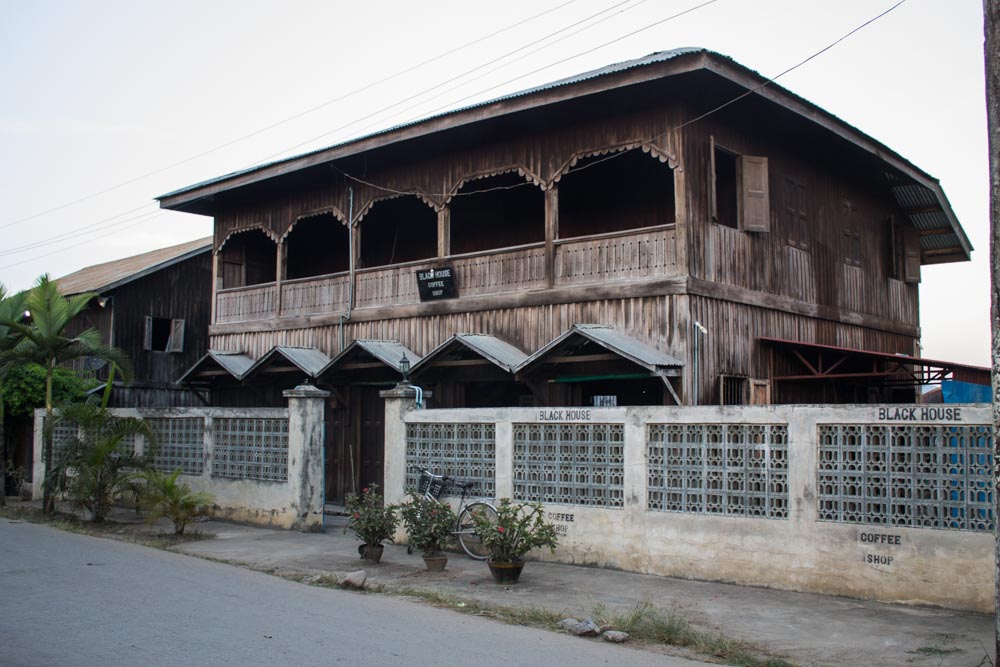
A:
[410,466,498,560]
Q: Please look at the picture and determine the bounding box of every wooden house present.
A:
[56,236,213,407]
[160,48,973,499]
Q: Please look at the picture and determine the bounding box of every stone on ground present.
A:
[570,618,601,636]
[340,570,367,589]
[602,631,629,643]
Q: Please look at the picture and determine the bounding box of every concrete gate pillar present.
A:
[284,383,330,532]
[379,384,428,506]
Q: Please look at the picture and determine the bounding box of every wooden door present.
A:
[358,387,385,491]
[324,398,350,505]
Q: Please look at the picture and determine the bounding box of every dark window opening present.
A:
[285,213,349,279]
[450,172,544,255]
[144,316,184,353]
[558,149,675,239]
[713,146,738,229]
[359,196,437,268]
[221,230,277,288]
[719,375,749,405]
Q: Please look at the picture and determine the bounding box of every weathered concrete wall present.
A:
[32,394,327,532]
[389,403,994,612]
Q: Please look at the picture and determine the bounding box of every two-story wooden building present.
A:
[160,48,974,500]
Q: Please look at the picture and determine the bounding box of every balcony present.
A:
[214,225,677,325]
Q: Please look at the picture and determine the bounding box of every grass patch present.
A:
[593,601,795,667]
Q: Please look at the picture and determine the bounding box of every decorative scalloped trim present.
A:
[279,207,348,241]
[549,141,678,186]
[217,225,279,252]
[353,192,438,225]
[444,166,545,205]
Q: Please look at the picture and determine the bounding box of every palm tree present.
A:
[2,275,133,512]
[47,399,154,522]
[0,283,29,505]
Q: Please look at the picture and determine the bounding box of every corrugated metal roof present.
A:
[176,349,255,383]
[56,237,212,295]
[158,48,970,263]
[517,324,683,375]
[159,49,705,201]
[413,333,528,374]
[245,345,332,378]
[321,339,422,375]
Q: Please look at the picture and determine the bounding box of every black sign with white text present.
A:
[415,267,457,301]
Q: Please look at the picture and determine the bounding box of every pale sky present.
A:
[0,0,989,366]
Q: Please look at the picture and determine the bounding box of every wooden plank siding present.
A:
[684,114,920,328]
[209,295,685,366]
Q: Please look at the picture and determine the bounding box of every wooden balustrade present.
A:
[213,228,677,324]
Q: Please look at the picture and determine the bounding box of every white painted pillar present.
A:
[494,420,514,499]
[380,384,424,506]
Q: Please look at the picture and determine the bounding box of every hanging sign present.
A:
[415,267,457,301]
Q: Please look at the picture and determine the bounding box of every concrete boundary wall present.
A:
[32,385,328,531]
[385,400,994,612]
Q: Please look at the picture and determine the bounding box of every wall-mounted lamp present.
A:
[97,296,111,308]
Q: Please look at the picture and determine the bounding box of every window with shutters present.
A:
[783,177,809,250]
[841,201,862,267]
[144,316,185,353]
[709,138,770,232]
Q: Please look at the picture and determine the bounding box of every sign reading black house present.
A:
[416,267,457,301]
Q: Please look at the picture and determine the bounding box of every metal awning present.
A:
[412,333,528,376]
[243,346,332,380]
[759,337,990,386]
[517,324,683,377]
[318,339,422,378]
[176,349,255,384]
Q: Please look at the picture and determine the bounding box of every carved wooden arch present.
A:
[279,206,349,243]
[216,225,279,254]
[353,191,438,225]
[444,165,546,207]
[548,141,679,187]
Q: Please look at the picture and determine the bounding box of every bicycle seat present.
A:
[454,480,475,491]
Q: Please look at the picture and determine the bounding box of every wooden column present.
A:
[544,185,559,288]
[437,207,451,258]
[275,240,286,318]
[211,249,222,325]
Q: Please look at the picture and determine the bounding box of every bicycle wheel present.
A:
[457,502,497,560]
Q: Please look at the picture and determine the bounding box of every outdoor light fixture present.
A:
[399,353,410,384]
[97,296,110,308]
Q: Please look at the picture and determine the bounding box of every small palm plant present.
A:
[142,468,214,535]
[47,399,155,522]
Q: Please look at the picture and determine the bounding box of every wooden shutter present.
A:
[708,136,718,222]
[903,226,922,283]
[167,319,185,353]
[739,156,770,232]
[143,316,153,351]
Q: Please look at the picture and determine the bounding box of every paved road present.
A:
[0,519,706,666]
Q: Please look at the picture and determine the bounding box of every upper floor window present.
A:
[841,201,861,267]
[887,216,921,283]
[144,316,184,353]
[710,137,770,232]
[783,177,809,251]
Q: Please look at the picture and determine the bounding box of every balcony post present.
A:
[544,184,558,288]
[437,207,451,258]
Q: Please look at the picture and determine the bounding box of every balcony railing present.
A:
[214,226,677,324]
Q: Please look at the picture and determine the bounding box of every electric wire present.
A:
[332,0,909,201]
[0,0,586,232]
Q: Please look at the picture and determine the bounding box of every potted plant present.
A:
[399,493,457,572]
[470,498,559,584]
[344,485,398,563]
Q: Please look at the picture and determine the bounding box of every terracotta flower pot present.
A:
[360,544,384,563]
[422,554,448,572]
[487,559,525,584]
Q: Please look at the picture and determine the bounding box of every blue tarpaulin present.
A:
[941,380,991,403]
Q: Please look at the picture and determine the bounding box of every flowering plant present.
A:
[470,498,559,562]
[399,493,457,557]
[344,485,399,546]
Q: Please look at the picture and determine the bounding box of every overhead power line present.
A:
[0,0,586,232]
